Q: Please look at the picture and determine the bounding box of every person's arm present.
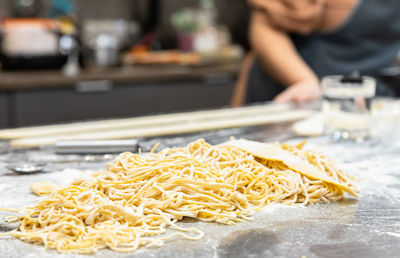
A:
[230,52,255,107]
[249,11,321,103]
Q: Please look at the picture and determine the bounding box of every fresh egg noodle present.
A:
[1,139,357,253]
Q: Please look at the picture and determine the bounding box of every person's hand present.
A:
[274,79,321,103]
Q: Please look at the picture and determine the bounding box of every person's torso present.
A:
[292,0,400,78]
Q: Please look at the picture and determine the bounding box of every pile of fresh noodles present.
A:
[2,139,357,253]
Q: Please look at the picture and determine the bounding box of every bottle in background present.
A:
[194,0,219,53]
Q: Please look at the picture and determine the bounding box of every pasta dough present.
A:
[4,139,357,253]
[292,113,324,136]
[223,139,357,197]
[29,181,58,196]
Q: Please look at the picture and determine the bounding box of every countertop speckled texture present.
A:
[0,123,399,258]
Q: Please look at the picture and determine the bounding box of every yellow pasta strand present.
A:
[2,139,357,253]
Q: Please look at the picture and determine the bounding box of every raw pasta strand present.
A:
[3,139,357,253]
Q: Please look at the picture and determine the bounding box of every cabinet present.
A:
[0,94,7,128]
[10,84,159,127]
[0,64,238,128]
[9,79,234,127]
[154,80,233,113]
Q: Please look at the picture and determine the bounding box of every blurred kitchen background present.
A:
[0,0,251,128]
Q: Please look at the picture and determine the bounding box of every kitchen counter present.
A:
[0,63,239,91]
[0,116,399,257]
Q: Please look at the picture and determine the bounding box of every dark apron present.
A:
[246,0,400,103]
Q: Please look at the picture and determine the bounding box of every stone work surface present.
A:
[0,123,399,258]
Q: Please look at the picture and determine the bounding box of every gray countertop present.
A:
[0,122,399,258]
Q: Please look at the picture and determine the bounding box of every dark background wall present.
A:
[0,0,250,50]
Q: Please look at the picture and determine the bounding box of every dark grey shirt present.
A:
[247,0,400,102]
[293,0,400,78]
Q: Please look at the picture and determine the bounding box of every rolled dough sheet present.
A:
[0,104,290,139]
[11,110,315,148]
